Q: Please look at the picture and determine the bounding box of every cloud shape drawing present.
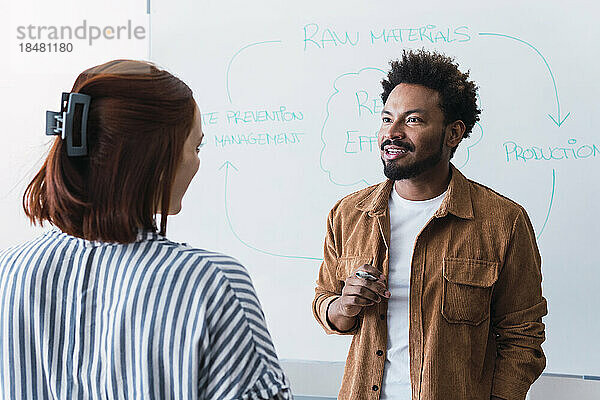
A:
[453,122,484,170]
[320,67,387,186]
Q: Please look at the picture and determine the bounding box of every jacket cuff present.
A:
[319,295,358,335]
[491,375,531,400]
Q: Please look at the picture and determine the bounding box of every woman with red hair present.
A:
[0,60,291,399]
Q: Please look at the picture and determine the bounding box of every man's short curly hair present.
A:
[381,49,481,154]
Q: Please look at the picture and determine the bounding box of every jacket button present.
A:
[376,350,383,356]
[380,314,385,320]
[372,385,379,391]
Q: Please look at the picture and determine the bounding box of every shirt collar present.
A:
[135,228,164,243]
[48,227,164,247]
[355,163,474,220]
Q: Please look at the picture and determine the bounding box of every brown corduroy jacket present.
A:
[313,165,547,400]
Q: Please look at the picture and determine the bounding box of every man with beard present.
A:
[312,50,547,400]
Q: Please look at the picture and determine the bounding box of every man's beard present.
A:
[381,130,445,181]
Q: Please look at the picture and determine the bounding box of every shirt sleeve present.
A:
[312,205,359,336]
[198,260,292,400]
[490,207,548,400]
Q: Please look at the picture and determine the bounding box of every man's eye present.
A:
[382,117,392,123]
[407,116,421,123]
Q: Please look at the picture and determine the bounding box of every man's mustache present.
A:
[380,139,414,152]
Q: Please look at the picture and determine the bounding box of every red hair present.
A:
[23,60,196,243]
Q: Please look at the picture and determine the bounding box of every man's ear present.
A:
[446,120,466,148]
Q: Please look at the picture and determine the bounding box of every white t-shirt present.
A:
[379,187,446,399]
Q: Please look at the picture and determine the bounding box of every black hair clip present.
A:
[46,92,91,157]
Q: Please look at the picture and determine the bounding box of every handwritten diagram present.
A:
[211,24,583,254]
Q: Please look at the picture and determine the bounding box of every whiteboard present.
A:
[1,0,597,378]
[150,0,600,376]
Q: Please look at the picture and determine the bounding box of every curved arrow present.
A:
[478,32,570,127]
[226,40,282,104]
[536,168,556,240]
[220,161,323,261]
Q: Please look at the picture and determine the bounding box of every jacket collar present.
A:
[355,164,474,220]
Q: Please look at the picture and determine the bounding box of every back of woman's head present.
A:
[24,59,197,243]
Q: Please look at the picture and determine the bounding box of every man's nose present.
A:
[382,120,406,141]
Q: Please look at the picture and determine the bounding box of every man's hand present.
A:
[327,264,390,331]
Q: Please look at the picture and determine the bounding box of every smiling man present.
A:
[313,50,547,400]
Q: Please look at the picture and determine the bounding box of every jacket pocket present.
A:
[335,256,374,281]
[441,257,499,326]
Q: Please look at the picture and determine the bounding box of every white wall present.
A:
[1,0,150,247]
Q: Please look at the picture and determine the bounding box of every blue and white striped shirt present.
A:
[0,228,291,399]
